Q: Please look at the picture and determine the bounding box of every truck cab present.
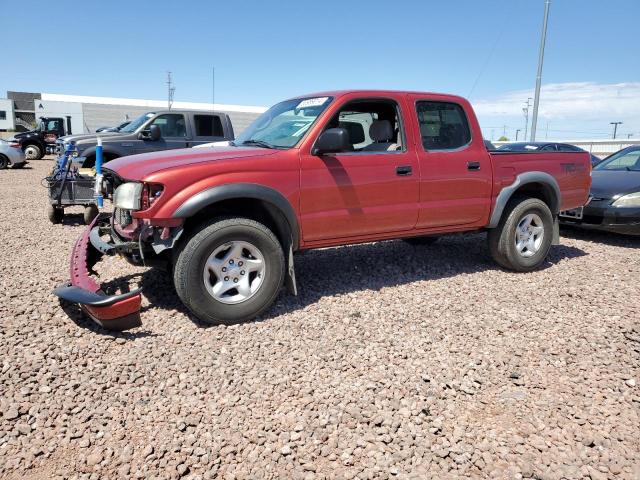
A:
[57,110,235,168]
[13,116,71,159]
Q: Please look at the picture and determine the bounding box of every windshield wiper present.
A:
[240,139,275,149]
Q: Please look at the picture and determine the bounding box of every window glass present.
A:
[151,114,186,137]
[194,115,224,137]
[235,96,332,148]
[540,145,556,151]
[595,149,640,171]
[416,101,471,150]
[557,144,579,152]
[0,111,6,120]
[322,100,404,152]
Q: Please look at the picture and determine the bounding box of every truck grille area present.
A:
[114,208,133,228]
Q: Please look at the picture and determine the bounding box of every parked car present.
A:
[0,139,27,169]
[12,116,73,159]
[96,121,131,133]
[560,145,640,235]
[54,90,591,330]
[56,110,235,167]
[497,142,601,166]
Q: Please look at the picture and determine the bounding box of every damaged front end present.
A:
[53,171,181,330]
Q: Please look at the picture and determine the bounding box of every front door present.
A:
[137,113,189,153]
[299,96,419,242]
[408,96,492,228]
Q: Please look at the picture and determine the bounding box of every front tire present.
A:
[0,155,8,170]
[173,218,285,325]
[488,197,553,272]
[24,144,42,160]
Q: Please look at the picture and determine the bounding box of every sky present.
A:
[1,0,639,140]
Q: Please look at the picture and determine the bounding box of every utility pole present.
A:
[610,121,622,139]
[530,0,551,142]
[166,71,175,110]
[523,97,532,141]
[212,66,215,113]
[516,129,521,141]
[545,121,549,139]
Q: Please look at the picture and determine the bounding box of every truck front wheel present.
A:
[488,197,553,272]
[173,218,285,325]
[24,144,42,160]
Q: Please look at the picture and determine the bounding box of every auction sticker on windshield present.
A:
[297,97,329,109]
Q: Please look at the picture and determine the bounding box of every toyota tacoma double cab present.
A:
[54,90,591,330]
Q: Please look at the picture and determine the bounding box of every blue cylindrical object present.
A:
[95,137,104,208]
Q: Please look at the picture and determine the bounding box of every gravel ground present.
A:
[1,159,639,480]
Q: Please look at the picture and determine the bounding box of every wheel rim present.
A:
[202,240,266,304]
[24,146,39,160]
[515,213,544,258]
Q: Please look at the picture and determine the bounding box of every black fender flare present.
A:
[172,183,300,251]
[488,171,561,228]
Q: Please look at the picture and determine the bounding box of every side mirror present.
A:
[312,128,351,155]
[149,124,162,141]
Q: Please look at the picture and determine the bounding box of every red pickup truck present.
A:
[54,90,591,330]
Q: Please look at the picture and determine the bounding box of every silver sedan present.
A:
[0,139,27,169]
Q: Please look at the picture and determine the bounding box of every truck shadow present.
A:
[140,232,587,327]
[560,226,640,249]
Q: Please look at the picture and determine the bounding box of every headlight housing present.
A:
[612,192,640,208]
[113,182,143,210]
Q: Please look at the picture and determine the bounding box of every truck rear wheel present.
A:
[488,197,553,272]
[173,218,285,325]
[24,144,42,160]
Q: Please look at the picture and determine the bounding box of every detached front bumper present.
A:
[53,215,143,330]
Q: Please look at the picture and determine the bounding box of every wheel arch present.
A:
[81,146,121,168]
[488,171,561,228]
[174,183,300,251]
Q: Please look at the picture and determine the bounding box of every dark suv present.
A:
[497,142,602,166]
[57,110,235,167]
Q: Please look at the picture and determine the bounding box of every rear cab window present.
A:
[416,101,471,151]
[194,115,224,138]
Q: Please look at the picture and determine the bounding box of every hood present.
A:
[13,130,37,140]
[61,132,126,144]
[590,169,640,199]
[105,146,279,180]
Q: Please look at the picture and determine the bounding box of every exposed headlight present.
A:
[612,192,640,208]
[113,182,143,210]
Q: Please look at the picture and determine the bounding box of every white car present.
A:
[0,139,27,169]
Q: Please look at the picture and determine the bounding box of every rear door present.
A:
[408,95,493,228]
[190,113,227,146]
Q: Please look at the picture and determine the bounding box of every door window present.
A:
[321,99,404,152]
[194,115,224,137]
[151,114,186,137]
[416,101,471,150]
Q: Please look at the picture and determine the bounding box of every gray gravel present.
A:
[1,159,639,479]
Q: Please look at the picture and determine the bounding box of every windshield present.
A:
[119,113,155,133]
[234,96,333,149]
[594,147,640,171]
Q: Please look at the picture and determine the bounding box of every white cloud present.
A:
[473,82,640,121]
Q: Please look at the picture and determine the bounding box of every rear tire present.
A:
[173,218,285,325]
[403,236,439,246]
[488,197,553,272]
[47,204,64,224]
